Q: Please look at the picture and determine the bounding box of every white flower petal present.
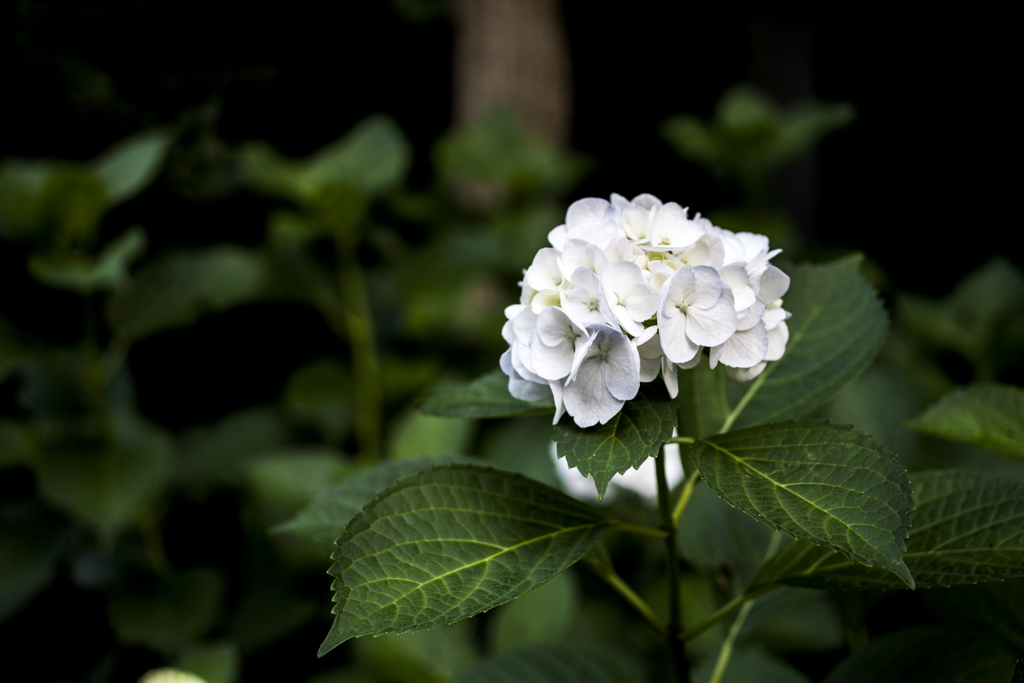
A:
[623,205,652,242]
[562,238,611,277]
[623,284,658,322]
[530,289,562,314]
[566,197,611,228]
[661,356,679,398]
[501,348,551,401]
[525,248,565,291]
[685,295,738,347]
[512,308,538,344]
[600,330,640,401]
[631,193,663,210]
[677,348,703,369]
[604,237,633,264]
[659,266,696,319]
[762,306,790,331]
[657,309,700,364]
[726,362,767,382]
[566,220,625,250]
[765,320,789,361]
[714,321,769,368]
[550,379,566,425]
[649,202,704,250]
[718,264,756,311]
[548,224,568,251]
[563,358,623,428]
[736,297,766,332]
[688,265,724,309]
[758,264,791,302]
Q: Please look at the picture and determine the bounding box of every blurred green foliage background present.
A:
[1,2,1021,682]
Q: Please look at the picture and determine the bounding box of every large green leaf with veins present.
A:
[725,255,887,431]
[553,382,676,500]
[690,420,914,587]
[319,464,610,656]
[907,383,1024,462]
[750,469,1024,591]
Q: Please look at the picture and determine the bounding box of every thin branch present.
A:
[613,521,669,539]
[671,469,702,526]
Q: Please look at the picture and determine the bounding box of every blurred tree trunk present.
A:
[452,0,572,147]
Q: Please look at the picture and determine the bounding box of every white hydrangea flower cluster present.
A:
[501,193,792,429]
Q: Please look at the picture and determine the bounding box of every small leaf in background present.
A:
[677,359,730,439]
[176,407,287,488]
[907,383,1024,462]
[487,569,579,653]
[387,409,474,459]
[320,464,610,655]
[273,456,473,553]
[245,447,351,514]
[448,641,645,683]
[821,626,1017,683]
[107,246,270,343]
[419,369,555,419]
[0,159,59,239]
[727,255,888,431]
[108,567,224,653]
[0,419,32,468]
[0,505,67,622]
[554,382,676,500]
[692,646,811,683]
[92,129,174,206]
[751,469,1024,590]
[922,578,1024,651]
[175,641,240,683]
[480,416,561,489]
[355,622,479,683]
[28,225,147,293]
[228,581,316,653]
[282,359,355,443]
[35,412,174,540]
[239,115,411,200]
[691,420,914,587]
[896,258,1024,370]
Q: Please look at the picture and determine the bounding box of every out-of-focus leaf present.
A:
[0,162,106,241]
[0,159,58,239]
[176,407,287,488]
[692,421,914,588]
[320,464,610,655]
[355,622,479,683]
[449,641,645,683]
[92,129,174,206]
[554,382,676,500]
[108,568,224,653]
[487,569,579,653]
[0,420,32,469]
[28,226,147,293]
[138,669,208,683]
[35,412,174,540]
[228,582,315,653]
[420,369,555,419]
[821,626,1016,683]
[272,456,472,554]
[107,246,270,342]
[727,255,888,431]
[922,579,1024,651]
[751,469,1024,590]
[677,360,729,439]
[747,591,844,652]
[0,319,36,383]
[480,416,561,489]
[240,116,411,200]
[907,383,1024,462]
[692,646,810,683]
[176,641,239,683]
[282,359,354,442]
[388,409,474,459]
[0,505,66,622]
[676,482,774,587]
[246,447,350,514]
[435,107,588,205]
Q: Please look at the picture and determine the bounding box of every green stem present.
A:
[657,447,690,682]
[708,597,756,683]
[336,239,382,464]
[719,372,767,433]
[598,567,667,636]
[668,436,695,444]
[613,521,669,539]
[671,469,702,527]
[678,585,778,642]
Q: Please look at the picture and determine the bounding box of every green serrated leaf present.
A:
[448,641,645,683]
[554,383,676,500]
[750,469,1024,591]
[821,626,1017,683]
[908,383,1024,462]
[419,369,555,419]
[92,129,174,206]
[692,420,914,587]
[677,358,729,439]
[273,456,472,553]
[725,255,887,432]
[319,464,610,656]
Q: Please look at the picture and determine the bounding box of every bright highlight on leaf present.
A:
[907,383,1024,462]
[690,420,914,587]
[750,469,1024,591]
[319,464,610,656]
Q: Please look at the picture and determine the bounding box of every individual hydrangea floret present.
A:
[501,193,792,428]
